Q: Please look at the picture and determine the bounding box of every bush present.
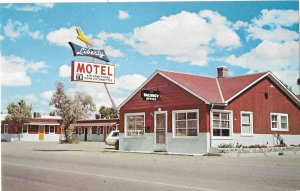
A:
[248,144,267,148]
[218,143,234,148]
[274,143,287,147]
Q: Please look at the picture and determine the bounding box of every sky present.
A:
[0,1,299,115]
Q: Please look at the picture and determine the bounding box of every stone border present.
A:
[215,146,300,156]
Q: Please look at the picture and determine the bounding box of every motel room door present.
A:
[39,126,44,141]
[154,111,167,151]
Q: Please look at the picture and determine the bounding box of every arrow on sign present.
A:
[76,27,92,46]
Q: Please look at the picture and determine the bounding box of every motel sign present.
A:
[71,61,115,84]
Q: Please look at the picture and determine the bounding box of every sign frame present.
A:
[141,90,160,101]
[71,60,115,84]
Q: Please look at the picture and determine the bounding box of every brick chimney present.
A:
[217,66,228,78]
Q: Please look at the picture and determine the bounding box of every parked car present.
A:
[105,130,119,148]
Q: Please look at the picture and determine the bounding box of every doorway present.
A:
[154,111,167,151]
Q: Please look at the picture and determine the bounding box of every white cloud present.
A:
[28,31,43,40]
[39,90,54,105]
[4,19,28,40]
[47,26,85,47]
[252,9,298,27]
[247,26,298,42]
[3,19,43,41]
[59,65,71,78]
[226,40,299,94]
[47,27,124,58]
[10,3,55,12]
[36,3,55,8]
[246,9,299,42]
[69,74,147,109]
[0,35,4,41]
[129,10,240,66]
[226,9,299,95]
[233,20,248,30]
[118,10,129,20]
[0,54,47,86]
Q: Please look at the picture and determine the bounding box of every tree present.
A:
[280,80,293,93]
[5,100,32,134]
[50,82,96,143]
[98,105,118,119]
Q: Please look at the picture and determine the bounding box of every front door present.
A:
[39,126,44,141]
[154,111,167,151]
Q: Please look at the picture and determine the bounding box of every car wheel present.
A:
[115,140,119,150]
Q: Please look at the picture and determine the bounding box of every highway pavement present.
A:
[2,142,300,191]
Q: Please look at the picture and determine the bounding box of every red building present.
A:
[1,114,61,142]
[118,67,300,154]
[72,118,119,142]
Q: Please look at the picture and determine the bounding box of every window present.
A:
[4,124,8,134]
[211,110,233,139]
[78,127,82,135]
[49,126,55,134]
[271,113,288,131]
[241,112,253,136]
[97,127,102,135]
[112,132,119,137]
[22,125,28,134]
[125,112,145,137]
[172,109,199,137]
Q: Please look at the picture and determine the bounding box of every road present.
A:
[2,142,300,191]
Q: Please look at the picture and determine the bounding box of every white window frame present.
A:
[4,124,8,134]
[49,125,55,134]
[124,112,145,138]
[22,124,28,134]
[172,109,199,138]
[210,109,233,140]
[270,113,289,131]
[240,111,253,136]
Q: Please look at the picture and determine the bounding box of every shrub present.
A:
[248,144,267,148]
[218,143,234,148]
[274,143,287,147]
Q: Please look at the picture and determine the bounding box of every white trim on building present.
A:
[124,112,145,138]
[4,124,8,134]
[270,113,289,132]
[172,109,199,138]
[240,111,253,136]
[210,109,233,140]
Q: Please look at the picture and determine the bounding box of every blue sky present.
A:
[1,1,299,114]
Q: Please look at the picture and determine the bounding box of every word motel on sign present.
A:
[76,62,113,76]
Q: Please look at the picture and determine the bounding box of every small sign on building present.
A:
[71,61,115,84]
[141,90,160,101]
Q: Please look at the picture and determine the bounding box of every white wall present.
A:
[119,133,209,154]
[1,133,61,142]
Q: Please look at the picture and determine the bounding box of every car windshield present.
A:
[112,132,119,137]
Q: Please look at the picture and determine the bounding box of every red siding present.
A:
[225,78,300,134]
[120,74,210,133]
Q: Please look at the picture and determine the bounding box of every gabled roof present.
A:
[118,69,300,109]
[217,72,268,102]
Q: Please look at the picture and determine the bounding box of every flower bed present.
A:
[217,146,300,154]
